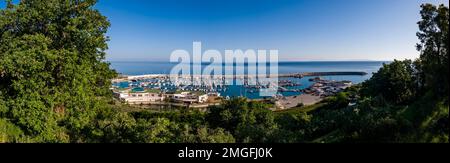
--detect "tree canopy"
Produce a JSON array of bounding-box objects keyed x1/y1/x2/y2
[
  {"x1": 416, "y1": 4, "x2": 449, "y2": 101},
  {"x1": 0, "y1": 0, "x2": 116, "y2": 142}
]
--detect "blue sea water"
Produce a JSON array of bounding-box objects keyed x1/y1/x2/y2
[
  {"x1": 110, "y1": 61, "x2": 385, "y2": 79},
  {"x1": 110, "y1": 61, "x2": 387, "y2": 99}
]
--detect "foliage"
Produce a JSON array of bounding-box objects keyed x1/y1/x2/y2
[
  {"x1": 0, "y1": 118, "x2": 25, "y2": 143},
  {"x1": 416, "y1": 4, "x2": 449, "y2": 102},
  {"x1": 0, "y1": 1, "x2": 447, "y2": 143},
  {"x1": 206, "y1": 98, "x2": 278, "y2": 143},
  {"x1": 361, "y1": 60, "x2": 417, "y2": 105}
]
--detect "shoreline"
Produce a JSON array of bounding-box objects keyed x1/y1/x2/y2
[{"x1": 115, "y1": 71, "x2": 368, "y2": 81}]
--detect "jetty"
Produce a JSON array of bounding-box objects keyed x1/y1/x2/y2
[{"x1": 285, "y1": 71, "x2": 368, "y2": 78}]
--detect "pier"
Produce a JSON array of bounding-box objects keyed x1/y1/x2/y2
[{"x1": 277, "y1": 71, "x2": 368, "y2": 78}]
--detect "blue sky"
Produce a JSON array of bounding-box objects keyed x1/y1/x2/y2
[{"x1": 2, "y1": 0, "x2": 449, "y2": 61}]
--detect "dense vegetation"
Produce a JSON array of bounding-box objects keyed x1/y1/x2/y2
[{"x1": 0, "y1": 1, "x2": 448, "y2": 143}]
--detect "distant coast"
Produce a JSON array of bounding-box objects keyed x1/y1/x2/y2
[{"x1": 115, "y1": 71, "x2": 368, "y2": 81}]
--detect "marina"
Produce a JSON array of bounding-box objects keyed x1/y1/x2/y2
[{"x1": 112, "y1": 71, "x2": 365, "y2": 108}]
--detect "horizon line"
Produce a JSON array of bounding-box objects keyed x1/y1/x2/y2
[{"x1": 106, "y1": 59, "x2": 392, "y2": 63}]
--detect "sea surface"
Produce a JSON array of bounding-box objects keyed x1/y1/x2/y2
[{"x1": 110, "y1": 61, "x2": 387, "y2": 99}]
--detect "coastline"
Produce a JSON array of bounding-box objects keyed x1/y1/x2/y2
[{"x1": 115, "y1": 71, "x2": 368, "y2": 81}]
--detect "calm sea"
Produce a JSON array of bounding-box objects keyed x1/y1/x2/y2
[
  {"x1": 110, "y1": 61, "x2": 385, "y2": 79},
  {"x1": 110, "y1": 61, "x2": 387, "y2": 99}
]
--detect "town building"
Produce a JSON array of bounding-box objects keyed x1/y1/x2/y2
[{"x1": 113, "y1": 88, "x2": 165, "y2": 104}]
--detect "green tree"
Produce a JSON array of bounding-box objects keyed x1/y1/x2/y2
[
  {"x1": 235, "y1": 106, "x2": 278, "y2": 143},
  {"x1": 0, "y1": 118, "x2": 25, "y2": 143},
  {"x1": 207, "y1": 98, "x2": 248, "y2": 132},
  {"x1": 0, "y1": 0, "x2": 116, "y2": 142},
  {"x1": 416, "y1": 4, "x2": 449, "y2": 102},
  {"x1": 195, "y1": 127, "x2": 235, "y2": 143},
  {"x1": 274, "y1": 112, "x2": 312, "y2": 143},
  {"x1": 174, "y1": 124, "x2": 236, "y2": 143},
  {"x1": 206, "y1": 98, "x2": 278, "y2": 143},
  {"x1": 361, "y1": 60, "x2": 417, "y2": 105}
]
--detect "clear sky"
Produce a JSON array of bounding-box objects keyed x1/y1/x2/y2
[{"x1": 2, "y1": 0, "x2": 449, "y2": 61}]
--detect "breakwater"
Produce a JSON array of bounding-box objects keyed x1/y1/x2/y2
[{"x1": 283, "y1": 71, "x2": 368, "y2": 78}]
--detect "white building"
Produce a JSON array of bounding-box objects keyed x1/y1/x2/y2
[
  {"x1": 114, "y1": 91, "x2": 165, "y2": 104},
  {"x1": 171, "y1": 92, "x2": 220, "y2": 104},
  {"x1": 172, "y1": 92, "x2": 206, "y2": 103}
]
